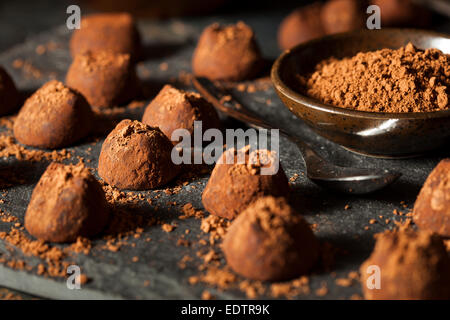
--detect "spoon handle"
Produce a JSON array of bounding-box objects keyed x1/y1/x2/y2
[{"x1": 191, "y1": 77, "x2": 327, "y2": 171}]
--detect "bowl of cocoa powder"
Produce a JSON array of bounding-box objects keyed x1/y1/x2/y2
[{"x1": 272, "y1": 29, "x2": 450, "y2": 158}]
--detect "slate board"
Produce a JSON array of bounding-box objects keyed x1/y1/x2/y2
[{"x1": 0, "y1": 15, "x2": 449, "y2": 300}]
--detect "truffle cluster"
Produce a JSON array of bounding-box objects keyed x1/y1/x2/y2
[
  {"x1": 278, "y1": 0, "x2": 365, "y2": 50},
  {"x1": 98, "y1": 120, "x2": 180, "y2": 190},
  {"x1": 142, "y1": 84, "x2": 221, "y2": 143},
  {"x1": 277, "y1": 0, "x2": 430, "y2": 50},
  {"x1": 202, "y1": 146, "x2": 290, "y2": 220},
  {"x1": 25, "y1": 162, "x2": 110, "y2": 243},
  {"x1": 222, "y1": 196, "x2": 319, "y2": 281},
  {"x1": 13, "y1": 80, "x2": 93, "y2": 149},
  {"x1": 372, "y1": 0, "x2": 430, "y2": 27},
  {"x1": 192, "y1": 22, "x2": 263, "y2": 81}
]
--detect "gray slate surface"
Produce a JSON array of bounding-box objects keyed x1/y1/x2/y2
[{"x1": 0, "y1": 15, "x2": 449, "y2": 300}]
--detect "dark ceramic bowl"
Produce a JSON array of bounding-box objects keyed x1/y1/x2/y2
[{"x1": 271, "y1": 29, "x2": 450, "y2": 158}]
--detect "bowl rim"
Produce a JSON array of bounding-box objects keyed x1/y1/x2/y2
[{"x1": 271, "y1": 28, "x2": 450, "y2": 120}]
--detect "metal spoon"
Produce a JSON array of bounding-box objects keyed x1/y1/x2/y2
[{"x1": 192, "y1": 77, "x2": 401, "y2": 194}]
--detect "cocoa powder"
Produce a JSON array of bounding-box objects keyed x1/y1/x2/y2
[{"x1": 301, "y1": 43, "x2": 450, "y2": 113}]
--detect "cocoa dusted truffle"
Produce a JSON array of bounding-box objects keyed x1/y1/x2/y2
[
  {"x1": 0, "y1": 66, "x2": 20, "y2": 116},
  {"x1": 25, "y1": 162, "x2": 110, "y2": 243},
  {"x1": 360, "y1": 229, "x2": 450, "y2": 300},
  {"x1": 321, "y1": 0, "x2": 365, "y2": 35},
  {"x1": 222, "y1": 196, "x2": 319, "y2": 281},
  {"x1": 278, "y1": 3, "x2": 325, "y2": 50},
  {"x1": 192, "y1": 22, "x2": 263, "y2": 81},
  {"x1": 371, "y1": 0, "x2": 430, "y2": 27},
  {"x1": 13, "y1": 80, "x2": 93, "y2": 149},
  {"x1": 98, "y1": 119, "x2": 180, "y2": 190},
  {"x1": 70, "y1": 12, "x2": 141, "y2": 61},
  {"x1": 413, "y1": 159, "x2": 450, "y2": 237},
  {"x1": 202, "y1": 146, "x2": 290, "y2": 220},
  {"x1": 142, "y1": 84, "x2": 221, "y2": 143},
  {"x1": 66, "y1": 51, "x2": 139, "y2": 108}
]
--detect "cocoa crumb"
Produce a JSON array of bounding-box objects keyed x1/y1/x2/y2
[
  {"x1": 315, "y1": 282, "x2": 328, "y2": 297},
  {"x1": 201, "y1": 290, "x2": 214, "y2": 300},
  {"x1": 162, "y1": 223, "x2": 175, "y2": 233}
]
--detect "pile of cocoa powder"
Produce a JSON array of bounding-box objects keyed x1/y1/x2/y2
[{"x1": 301, "y1": 43, "x2": 450, "y2": 113}]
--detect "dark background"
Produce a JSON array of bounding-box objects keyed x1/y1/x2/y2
[{"x1": 0, "y1": 0, "x2": 314, "y2": 51}]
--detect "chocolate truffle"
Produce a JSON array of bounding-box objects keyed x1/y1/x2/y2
[
  {"x1": 66, "y1": 51, "x2": 139, "y2": 108},
  {"x1": 321, "y1": 0, "x2": 365, "y2": 35},
  {"x1": 360, "y1": 229, "x2": 450, "y2": 300},
  {"x1": 413, "y1": 159, "x2": 450, "y2": 237},
  {"x1": 222, "y1": 196, "x2": 319, "y2": 281},
  {"x1": 98, "y1": 119, "x2": 180, "y2": 190},
  {"x1": 70, "y1": 12, "x2": 141, "y2": 61},
  {"x1": 202, "y1": 146, "x2": 290, "y2": 220},
  {"x1": 372, "y1": 0, "x2": 430, "y2": 27},
  {"x1": 13, "y1": 80, "x2": 93, "y2": 149},
  {"x1": 278, "y1": 3, "x2": 325, "y2": 50},
  {"x1": 0, "y1": 66, "x2": 20, "y2": 116},
  {"x1": 142, "y1": 84, "x2": 221, "y2": 143},
  {"x1": 25, "y1": 162, "x2": 110, "y2": 243},
  {"x1": 192, "y1": 22, "x2": 263, "y2": 81}
]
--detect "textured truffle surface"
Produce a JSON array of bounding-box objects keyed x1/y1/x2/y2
[
  {"x1": 66, "y1": 51, "x2": 139, "y2": 108},
  {"x1": 25, "y1": 162, "x2": 110, "y2": 243},
  {"x1": 360, "y1": 229, "x2": 450, "y2": 300},
  {"x1": 192, "y1": 22, "x2": 262, "y2": 81},
  {"x1": 202, "y1": 146, "x2": 290, "y2": 220},
  {"x1": 98, "y1": 119, "x2": 180, "y2": 190},
  {"x1": 321, "y1": 0, "x2": 365, "y2": 35},
  {"x1": 222, "y1": 196, "x2": 319, "y2": 281},
  {"x1": 278, "y1": 3, "x2": 325, "y2": 50},
  {"x1": 414, "y1": 159, "x2": 450, "y2": 237},
  {"x1": 13, "y1": 80, "x2": 93, "y2": 149},
  {"x1": 70, "y1": 12, "x2": 141, "y2": 60},
  {"x1": 0, "y1": 66, "x2": 20, "y2": 116},
  {"x1": 142, "y1": 84, "x2": 221, "y2": 143}
]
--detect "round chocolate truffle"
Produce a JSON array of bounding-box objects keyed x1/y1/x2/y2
[
  {"x1": 278, "y1": 3, "x2": 325, "y2": 50},
  {"x1": 360, "y1": 229, "x2": 450, "y2": 300},
  {"x1": 414, "y1": 159, "x2": 450, "y2": 237},
  {"x1": 13, "y1": 80, "x2": 93, "y2": 149},
  {"x1": 222, "y1": 196, "x2": 319, "y2": 281},
  {"x1": 142, "y1": 84, "x2": 221, "y2": 143},
  {"x1": 66, "y1": 51, "x2": 139, "y2": 108},
  {"x1": 70, "y1": 12, "x2": 141, "y2": 61},
  {"x1": 25, "y1": 162, "x2": 110, "y2": 243},
  {"x1": 202, "y1": 146, "x2": 290, "y2": 220},
  {"x1": 192, "y1": 22, "x2": 263, "y2": 81},
  {"x1": 98, "y1": 119, "x2": 180, "y2": 190},
  {"x1": 321, "y1": 0, "x2": 365, "y2": 35},
  {"x1": 372, "y1": 0, "x2": 430, "y2": 27},
  {"x1": 0, "y1": 66, "x2": 20, "y2": 116}
]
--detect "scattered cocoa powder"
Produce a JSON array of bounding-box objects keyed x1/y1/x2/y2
[
  {"x1": 301, "y1": 43, "x2": 450, "y2": 113},
  {"x1": 0, "y1": 288, "x2": 23, "y2": 300},
  {"x1": 161, "y1": 224, "x2": 175, "y2": 233},
  {"x1": 0, "y1": 134, "x2": 71, "y2": 162},
  {"x1": 201, "y1": 290, "x2": 214, "y2": 300},
  {"x1": 200, "y1": 215, "x2": 230, "y2": 245}
]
